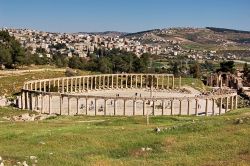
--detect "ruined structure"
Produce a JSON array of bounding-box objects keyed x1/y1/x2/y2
[{"x1": 19, "y1": 74, "x2": 238, "y2": 116}]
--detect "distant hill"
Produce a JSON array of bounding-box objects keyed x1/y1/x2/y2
[
  {"x1": 76, "y1": 31, "x2": 128, "y2": 37},
  {"x1": 122, "y1": 27, "x2": 250, "y2": 50},
  {"x1": 206, "y1": 27, "x2": 250, "y2": 34}
]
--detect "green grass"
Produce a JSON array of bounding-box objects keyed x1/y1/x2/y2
[
  {"x1": 0, "y1": 69, "x2": 92, "y2": 96},
  {"x1": 0, "y1": 107, "x2": 250, "y2": 166}
]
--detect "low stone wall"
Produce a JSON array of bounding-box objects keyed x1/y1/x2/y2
[{"x1": 18, "y1": 74, "x2": 238, "y2": 116}]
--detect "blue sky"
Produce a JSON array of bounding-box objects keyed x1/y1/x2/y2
[{"x1": 0, "y1": 0, "x2": 250, "y2": 33}]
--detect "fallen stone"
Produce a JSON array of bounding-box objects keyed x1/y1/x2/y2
[
  {"x1": 236, "y1": 118, "x2": 244, "y2": 124},
  {"x1": 146, "y1": 147, "x2": 152, "y2": 151},
  {"x1": 155, "y1": 127, "x2": 161, "y2": 133},
  {"x1": 29, "y1": 156, "x2": 37, "y2": 160},
  {"x1": 22, "y1": 161, "x2": 28, "y2": 166}
]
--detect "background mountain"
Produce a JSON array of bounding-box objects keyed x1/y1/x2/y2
[{"x1": 123, "y1": 27, "x2": 250, "y2": 51}]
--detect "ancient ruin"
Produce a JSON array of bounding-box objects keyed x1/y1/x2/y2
[{"x1": 19, "y1": 74, "x2": 238, "y2": 116}]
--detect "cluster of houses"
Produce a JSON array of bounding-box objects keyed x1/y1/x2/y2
[{"x1": 5, "y1": 28, "x2": 165, "y2": 58}]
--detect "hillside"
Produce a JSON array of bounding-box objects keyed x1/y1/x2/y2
[{"x1": 124, "y1": 27, "x2": 250, "y2": 50}]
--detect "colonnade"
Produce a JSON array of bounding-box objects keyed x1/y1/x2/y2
[
  {"x1": 23, "y1": 74, "x2": 177, "y2": 93},
  {"x1": 19, "y1": 73, "x2": 238, "y2": 116}
]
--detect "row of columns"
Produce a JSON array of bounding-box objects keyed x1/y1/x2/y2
[
  {"x1": 20, "y1": 91, "x2": 238, "y2": 116},
  {"x1": 24, "y1": 74, "x2": 180, "y2": 93}
]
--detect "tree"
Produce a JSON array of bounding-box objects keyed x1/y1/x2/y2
[
  {"x1": 189, "y1": 62, "x2": 201, "y2": 78},
  {"x1": 98, "y1": 57, "x2": 112, "y2": 73},
  {"x1": 243, "y1": 63, "x2": 249, "y2": 76},
  {"x1": 169, "y1": 61, "x2": 180, "y2": 76},
  {"x1": 218, "y1": 61, "x2": 235, "y2": 73},
  {"x1": 0, "y1": 46, "x2": 12, "y2": 67}
]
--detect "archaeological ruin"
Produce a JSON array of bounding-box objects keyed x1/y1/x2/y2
[{"x1": 19, "y1": 74, "x2": 238, "y2": 116}]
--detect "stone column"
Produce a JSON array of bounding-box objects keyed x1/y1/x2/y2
[
  {"x1": 123, "y1": 99, "x2": 126, "y2": 116},
  {"x1": 48, "y1": 80, "x2": 51, "y2": 92},
  {"x1": 114, "y1": 100, "x2": 116, "y2": 115},
  {"x1": 133, "y1": 100, "x2": 136, "y2": 115},
  {"x1": 57, "y1": 79, "x2": 60, "y2": 92},
  {"x1": 111, "y1": 75, "x2": 114, "y2": 89},
  {"x1": 24, "y1": 91, "x2": 28, "y2": 109},
  {"x1": 172, "y1": 76, "x2": 175, "y2": 89},
  {"x1": 98, "y1": 76, "x2": 101, "y2": 89},
  {"x1": 140, "y1": 75, "x2": 142, "y2": 88},
  {"x1": 59, "y1": 96, "x2": 62, "y2": 115},
  {"x1": 94, "y1": 76, "x2": 97, "y2": 90},
  {"x1": 225, "y1": 97, "x2": 229, "y2": 112},
  {"x1": 70, "y1": 78, "x2": 73, "y2": 92},
  {"x1": 171, "y1": 100, "x2": 173, "y2": 115},
  {"x1": 30, "y1": 83, "x2": 33, "y2": 91},
  {"x1": 116, "y1": 75, "x2": 119, "y2": 89},
  {"x1": 205, "y1": 98, "x2": 208, "y2": 116},
  {"x1": 104, "y1": 99, "x2": 107, "y2": 116},
  {"x1": 212, "y1": 98, "x2": 215, "y2": 115},
  {"x1": 66, "y1": 78, "x2": 69, "y2": 92},
  {"x1": 230, "y1": 96, "x2": 234, "y2": 110},
  {"x1": 95, "y1": 98, "x2": 97, "y2": 116},
  {"x1": 85, "y1": 98, "x2": 88, "y2": 115},
  {"x1": 152, "y1": 101, "x2": 155, "y2": 116},
  {"x1": 29, "y1": 93, "x2": 33, "y2": 111},
  {"x1": 91, "y1": 76, "x2": 93, "y2": 90},
  {"x1": 41, "y1": 94, "x2": 44, "y2": 114},
  {"x1": 103, "y1": 75, "x2": 105, "y2": 89},
  {"x1": 121, "y1": 75, "x2": 123, "y2": 89},
  {"x1": 76, "y1": 97, "x2": 79, "y2": 115},
  {"x1": 235, "y1": 95, "x2": 238, "y2": 109},
  {"x1": 126, "y1": 75, "x2": 128, "y2": 88},
  {"x1": 20, "y1": 91, "x2": 24, "y2": 109},
  {"x1": 82, "y1": 77, "x2": 85, "y2": 91},
  {"x1": 39, "y1": 81, "x2": 42, "y2": 92},
  {"x1": 143, "y1": 100, "x2": 146, "y2": 116},
  {"x1": 195, "y1": 99, "x2": 198, "y2": 116},
  {"x1": 62, "y1": 79, "x2": 65, "y2": 93},
  {"x1": 162, "y1": 100, "x2": 165, "y2": 115},
  {"x1": 107, "y1": 76, "x2": 110, "y2": 89},
  {"x1": 86, "y1": 77, "x2": 89, "y2": 91},
  {"x1": 219, "y1": 98, "x2": 222, "y2": 115},
  {"x1": 35, "y1": 82, "x2": 37, "y2": 91},
  {"x1": 44, "y1": 81, "x2": 47, "y2": 92},
  {"x1": 48, "y1": 95, "x2": 51, "y2": 114},
  {"x1": 75, "y1": 78, "x2": 78, "y2": 92},
  {"x1": 68, "y1": 97, "x2": 70, "y2": 115}
]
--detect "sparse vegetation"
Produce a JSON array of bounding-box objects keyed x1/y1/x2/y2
[{"x1": 0, "y1": 107, "x2": 249, "y2": 166}]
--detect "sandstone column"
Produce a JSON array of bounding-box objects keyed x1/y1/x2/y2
[
  {"x1": 123, "y1": 99, "x2": 126, "y2": 116},
  {"x1": 68, "y1": 97, "x2": 70, "y2": 115},
  {"x1": 143, "y1": 100, "x2": 146, "y2": 116},
  {"x1": 171, "y1": 100, "x2": 174, "y2": 115},
  {"x1": 205, "y1": 98, "x2": 208, "y2": 116},
  {"x1": 133, "y1": 100, "x2": 136, "y2": 115},
  {"x1": 104, "y1": 99, "x2": 107, "y2": 116},
  {"x1": 219, "y1": 98, "x2": 222, "y2": 115},
  {"x1": 195, "y1": 99, "x2": 198, "y2": 116}
]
